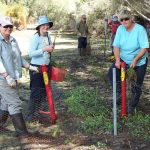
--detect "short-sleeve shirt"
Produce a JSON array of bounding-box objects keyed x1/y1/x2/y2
[{"x1": 113, "y1": 23, "x2": 149, "y2": 66}]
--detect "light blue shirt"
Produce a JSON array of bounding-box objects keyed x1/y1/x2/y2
[
  {"x1": 0, "y1": 33, "x2": 28, "y2": 80},
  {"x1": 113, "y1": 23, "x2": 149, "y2": 66},
  {"x1": 29, "y1": 32, "x2": 52, "y2": 65}
]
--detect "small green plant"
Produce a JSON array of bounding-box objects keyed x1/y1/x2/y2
[
  {"x1": 126, "y1": 67, "x2": 136, "y2": 81},
  {"x1": 97, "y1": 141, "x2": 107, "y2": 149}
]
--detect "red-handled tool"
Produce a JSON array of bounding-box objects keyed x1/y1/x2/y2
[
  {"x1": 121, "y1": 62, "x2": 127, "y2": 117},
  {"x1": 40, "y1": 64, "x2": 57, "y2": 124}
]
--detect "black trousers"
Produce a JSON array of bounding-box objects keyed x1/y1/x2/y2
[
  {"x1": 28, "y1": 64, "x2": 51, "y2": 115},
  {"x1": 78, "y1": 37, "x2": 87, "y2": 48},
  {"x1": 108, "y1": 58, "x2": 148, "y2": 108}
]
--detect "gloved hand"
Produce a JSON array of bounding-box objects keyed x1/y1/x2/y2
[
  {"x1": 29, "y1": 65, "x2": 39, "y2": 72},
  {"x1": 6, "y1": 75, "x2": 16, "y2": 88}
]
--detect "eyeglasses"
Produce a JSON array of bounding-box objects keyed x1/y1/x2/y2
[
  {"x1": 3, "y1": 25, "x2": 13, "y2": 29},
  {"x1": 83, "y1": 18, "x2": 86, "y2": 20},
  {"x1": 120, "y1": 17, "x2": 130, "y2": 22}
]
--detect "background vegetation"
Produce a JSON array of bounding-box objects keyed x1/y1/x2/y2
[{"x1": 0, "y1": 0, "x2": 149, "y2": 32}]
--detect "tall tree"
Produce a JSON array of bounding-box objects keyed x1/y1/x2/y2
[{"x1": 124, "y1": 0, "x2": 150, "y2": 20}]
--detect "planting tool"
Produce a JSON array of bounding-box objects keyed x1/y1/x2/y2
[
  {"x1": 40, "y1": 64, "x2": 57, "y2": 124},
  {"x1": 121, "y1": 62, "x2": 127, "y2": 117}
]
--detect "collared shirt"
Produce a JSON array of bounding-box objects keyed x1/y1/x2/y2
[
  {"x1": 113, "y1": 23, "x2": 149, "y2": 66},
  {"x1": 29, "y1": 32, "x2": 52, "y2": 65},
  {"x1": 76, "y1": 21, "x2": 89, "y2": 37},
  {"x1": 0, "y1": 33, "x2": 28, "y2": 80}
]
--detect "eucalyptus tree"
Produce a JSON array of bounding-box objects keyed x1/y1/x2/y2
[{"x1": 124, "y1": 0, "x2": 150, "y2": 20}]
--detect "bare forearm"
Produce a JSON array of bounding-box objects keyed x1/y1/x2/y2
[
  {"x1": 114, "y1": 47, "x2": 121, "y2": 69},
  {"x1": 130, "y1": 48, "x2": 147, "y2": 68},
  {"x1": 134, "y1": 48, "x2": 147, "y2": 62},
  {"x1": 114, "y1": 47, "x2": 120, "y2": 61}
]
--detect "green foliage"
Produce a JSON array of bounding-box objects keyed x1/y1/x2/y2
[
  {"x1": 64, "y1": 85, "x2": 150, "y2": 138},
  {"x1": 65, "y1": 86, "x2": 108, "y2": 116},
  {"x1": 97, "y1": 141, "x2": 107, "y2": 149},
  {"x1": 126, "y1": 67, "x2": 137, "y2": 81},
  {"x1": 122, "y1": 113, "x2": 150, "y2": 140},
  {"x1": 5, "y1": 4, "x2": 26, "y2": 27},
  {"x1": 0, "y1": 2, "x2": 7, "y2": 15},
  {"x1": 65, "y1": 86, "x2": 112, "y2": 134},
  {"x1": 80, "y1": 115, "x2": 113, "y2": 134}
]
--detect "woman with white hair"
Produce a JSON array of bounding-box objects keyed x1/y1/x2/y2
[
  {"x1": 108, "y1": 9, "x2": 149, "y2": 114},
  {"x1": 0, "y1": 16, "x2": 31, "y2": 136}
]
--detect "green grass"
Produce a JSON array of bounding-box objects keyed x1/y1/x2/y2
[
  {"x1": 122, "y1": 112, "x2": 150, "y2": 140},
  {"x1": 64, "y1": 86, "x2": 112, "y2": 134},
  {"x1": 64, "y1": 85, "x2": 150, "y2": 139}
]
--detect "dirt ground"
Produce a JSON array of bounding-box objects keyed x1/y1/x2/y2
[{"x1": 0, "y1": 30, "x2": 150, "y2": 150}]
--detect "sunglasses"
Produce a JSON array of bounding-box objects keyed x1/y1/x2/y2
[
  {"x1": 3, "y1": 25, "x2": 13, "y2": 29},
  {"x1": 120, "y1": 17, "x2": 130, "y2": 22},
  {"x1": 83, "y1": 18, "x2": 86, "y2": 20}
]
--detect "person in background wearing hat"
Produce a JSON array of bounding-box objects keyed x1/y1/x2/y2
[
  {"x1": 0, "y1": 16, "x2": 39, "y2": 137},
  {"x1": 108, "y1": 15, "x2": 121, "y2": 55},
  {"x1": 108, "y1": 9, "x2": 149, "y2": 114},
  {"x1": 76, "y1": 14, "x2": 89, "y2": 56},
  {"x1": 25, "y1": 15, "x2": 54, "y2": 121}
]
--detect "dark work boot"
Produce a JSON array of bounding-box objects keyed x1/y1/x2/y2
[
  {"x1": 11, "y1": 114, "x2": 44, "y2": 144},
  {"x1": 0, "y1": 110, "x2": 9, "y2": 128},
  {"x1": 11, "y1": 113, "x2": 28, "y2": 136}
]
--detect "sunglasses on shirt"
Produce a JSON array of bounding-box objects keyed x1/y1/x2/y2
[
  {"x1": 3, "y1": 25, "x2": 13, "y2": 28},
  {"x1": 120, "y1": 17, "x2": 130, "y2": 22}
]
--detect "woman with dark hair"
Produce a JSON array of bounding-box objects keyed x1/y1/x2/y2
[{"x1": 26, "y1": 16, "x2": 54, "y2": 121}]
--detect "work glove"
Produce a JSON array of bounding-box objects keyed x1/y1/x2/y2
[
  {"x1": 6, "y1": 75, "x2": 16, "y2": 88},
  {"x1": 29, "y1": 65, "x2": 39, "y2": 72}
]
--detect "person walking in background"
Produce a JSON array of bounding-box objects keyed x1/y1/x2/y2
[
  {"x1": 108, "y1": 9, "x2": 149, "y2": 114},
  {"x1": 0, "y1": 16, "x2": 37, "y2": 137},
  {"x1": 108, "y1": 15, "x2": 121, "y2": 55},
  {"x1": 25, "y1": 16, "x2": 54, "y2": 121},
  {"x1": 76, "y1": 14, "x2": 89, "y2": 56}
]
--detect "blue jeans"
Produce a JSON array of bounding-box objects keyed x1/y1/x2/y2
[{"x1": 108, "y1": 59, "x2": 148, "y2": 108}]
